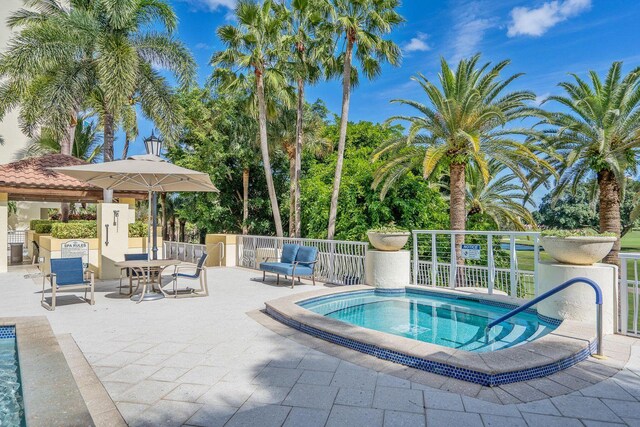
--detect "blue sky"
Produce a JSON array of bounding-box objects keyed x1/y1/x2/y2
[{"x1": 126, "y1": 0, "x2": 640, "y2": 157}]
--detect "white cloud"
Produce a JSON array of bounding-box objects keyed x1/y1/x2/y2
[
  {"x1": 194, "y1": 42, "x2": 211, "y2": 50},
  {"x1": 507, "y1": 0, "x2": 591, "y2": 37},
  {"x1": 178, "y1": 0, "x2": 236, "y2": 12},
  {"x1": 532, "y1": 93, "x2": 550, "y2": 106},
  {"x1": 404, "y1": 33, "x2": 431, "y2": 53},
  {"x1": 451, "y1": 1, "x2": 495, "y2": 61}
]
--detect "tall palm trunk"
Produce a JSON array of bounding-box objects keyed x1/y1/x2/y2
[
  {"x1": 294, "y1": 77, "x2": 304, "y2": 238},
  {"x1": 255, "y1": 69, "x2": 284, "y2": 237},
  {"x1": 327, "y1": 32, "x2": 355, "y2": 240},
  {"x1": 598, "y1": 169, "x2": 621, "y2": 265},
  {"x1": 169, "y1": 215, "x2": 176, "y2": 241},
  {"x1": 289, "y1": 154, "x2": 296, "y2": 237},
  {"x1": 102, "y1": 110, "x2": 115, "y2": 202},
  {"x1": 179, "y1": 218, "x2": 186, "y2": 242},
  {"x1": 60, "y1": 112, "x2": 78, "y2": 222},
  {"x1": 450, "y1": 162, "x2": 466, "y2": 267},
  {"x1": 242, "y1": 168, "x2": 249, "y2": 235}
]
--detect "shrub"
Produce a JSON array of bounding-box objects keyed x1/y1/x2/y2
[
  {"x1": 51, "y1": 221, "x2": 97, "y2": 239},
  {"x1": 31, "y1": 219, "x2": 56, "y2": 232},
  {"x1": 129, "y1": 222, "x2": 148, "y2": 238}
]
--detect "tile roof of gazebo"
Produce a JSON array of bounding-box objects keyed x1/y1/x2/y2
[{"x1": 0, "y1": 154, "x2": 144, "y2": 201}]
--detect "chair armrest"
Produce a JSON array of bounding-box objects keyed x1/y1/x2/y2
[
  {"x1": 173, "y1": 265, "x2": 198, "y2": 274},
  {"x1": 262, "y1": 257, "x2": 280, "y2": 262},
  {"x1": 85, "y1": 270, "x2": 95, "y2": 283}
]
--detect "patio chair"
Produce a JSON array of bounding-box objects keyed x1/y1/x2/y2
[
  {"x1": 260, "y1": 244, "x2": 319, "y2": 288},
  {"x1": 169, "y1": 252, "x2": 209, "y2": 297},
  {"x1": 119, "y1": 253, "x2": 150, "y2": 295},
  {"x1": 42, "y1": 257, "x2": 94, "y2": 311}
]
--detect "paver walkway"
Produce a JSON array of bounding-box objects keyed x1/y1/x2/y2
[{"x1": 1, "y1": 265, "x2": 639, "y2": 426}]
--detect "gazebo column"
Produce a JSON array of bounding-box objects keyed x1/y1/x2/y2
[{"x1": 0, "y1": 193, "x2": 7, "y2": 273}]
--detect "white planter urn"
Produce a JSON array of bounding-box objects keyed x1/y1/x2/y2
[
  {"x1": 541, "y1": 236, "x2": 616, "y2": 265},
  {"x1": 367, "y1": 231, "x2": 410, "y2": 251}
]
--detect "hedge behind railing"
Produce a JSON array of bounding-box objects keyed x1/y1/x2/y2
[
  {"x1": 50, "y1": 221, "x2": 97, "y2": 239},
  {"x1": 31, "y1": 219, "x2": 56, "y2": 233},
  {"x1": 129, "y1": 221, "x2": 148, "y2": 238}
]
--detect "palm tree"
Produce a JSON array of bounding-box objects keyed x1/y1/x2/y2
[
  {"x1": 17, "y1": 115, "x2": 103, "y2": 162},
  {"x1": 542, "y1": 62, "x2": 640, "y2": 264},
  {"x1": 375, "y1": 55, "x2": 550, "y2": 259},
  {"x1": 212, "y1": 0, "x2": 292, "y2": 237},
  {"x1": 0, "y1": 0, "x2": 194, "y2": 164},
  {"x1": 284, "y1": 0, "x2": 331, "y2": 237},
  {"x1": 269, "y1": 101, "x2": 330, "y2": 236},
  {"x1": 464, "y1": 163, "x2": 536, "y2": 231},
  {"x1": 325, "y1": 0, "x2": 403, "y2": 240}
]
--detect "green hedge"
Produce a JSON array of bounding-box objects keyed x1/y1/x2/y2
[
  {"x1": 50, "y1": 221, "x2": 97, "y2": 239},
  {"x1": 31, "y1": 219, "x2": 56, "y2": 233},
  {"x1": 129, "y1": 221, "x2": 148, "y2": 238}
]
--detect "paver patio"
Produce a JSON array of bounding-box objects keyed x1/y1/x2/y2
[{"x1": 2, "y1": 264, "x2": 640, "y2": 426}]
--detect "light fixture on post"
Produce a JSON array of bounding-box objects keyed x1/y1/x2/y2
[
  {"x1": 143, "y1": 131, "x2": 163, "y2": 157},
  {"x1": 144, "y1": 131, "x2": 163, "y2": 259}
]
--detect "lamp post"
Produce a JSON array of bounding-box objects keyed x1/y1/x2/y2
[{"x1": 144, "y1": 132, "x2": 163, "y2": 259}]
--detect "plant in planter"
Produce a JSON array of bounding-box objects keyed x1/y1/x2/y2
[
  {"x1": 541, "y1": 229, "x2": 617, "y2": 265},
  {"x1": 367, "y1": 224, "x2": 410, "y2": 251}
]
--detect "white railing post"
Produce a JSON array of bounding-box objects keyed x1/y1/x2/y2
[
  {"x1": 621, "y1": 255, "x2": 628, "y2": 335},
  {"x1": 509, "y1": 235, "x2": 517, "y2": 297},
  {"x1": 487, "y1": 234, "x2": 494, "y2": 295},
  {"x1": 412, "y1": 231, "x2": 418, "y2": 285},
  {"x1": 533, "y1": 234, "x2": 540, "y2": 297},
  {"x1": 449, "y1": 233, "x2": 456, "y2": 289},
  {"x1": 431, "y1": 233, "x2": 437, "y2": 287}
]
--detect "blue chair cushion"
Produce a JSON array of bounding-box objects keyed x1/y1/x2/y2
[
  {"x1": 51, "y1": 257, "x2": 84, "y2": 286},
  {"x1": 259, "y1": 262, "x2": 313, "y2": 277},
  {"x1": 295, "y1": 246, "x2": 318, "y2": 267},
  {"x1": 280, "y1": 244, "x2": 299, "y2": 264}
]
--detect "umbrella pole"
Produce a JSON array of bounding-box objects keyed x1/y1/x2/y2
[
  {"x1": 152, "y1": 191, "x2": 158, "y2": 260},
  {"x1": 147, "y1": 191, "x2": 152, "y2": 259}
]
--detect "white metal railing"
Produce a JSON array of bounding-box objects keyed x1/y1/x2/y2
[
  {"x1": 236, "y1": 235, "x2": 368, "y2": 285},
  {"x1": 412, "y1": 230, "x2": 540, "y2": 299},
  {"x1": 620, "y1": 253, "x2": 640, "y2": 336},
  {"x1": 163, "y1": 241, "x2": 207, "y2": 264}
]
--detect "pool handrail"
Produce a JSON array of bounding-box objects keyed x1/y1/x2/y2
[{"x1": 485, "y1": 277, "x2": 604, "y2": 356}]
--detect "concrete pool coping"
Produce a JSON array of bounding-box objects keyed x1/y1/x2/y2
[
  {"x1": 0, "y1": 316, "x2": 93, "y2": 427},
  {"x1": 264, "y1": 285, "x2": 601, "y2": 386}
]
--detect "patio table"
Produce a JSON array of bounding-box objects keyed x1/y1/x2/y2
[{"x1": 114, "y1": 259, "x2": 181, "y2": 303}]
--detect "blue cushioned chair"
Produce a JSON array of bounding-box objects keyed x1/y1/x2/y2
[
  {"x1": 169, "y1": 252, "x2": 209, "y2": 297},
  {"x1": 119, "y1": 253, "x2": 149, "y2": 295},
  {"x1": 42, "y1": 257, "x2": 94, "y2": 311},
  {"x1": 259, "y1": 244, "x2": 318, "y2": 288}
]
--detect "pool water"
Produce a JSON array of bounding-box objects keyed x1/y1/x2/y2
[
  {"x1": 0, "y1": 327, "x2": 24, "y2": 427},
  {"x1": 299, "y1": 290, "x2": 558, "y2": 352}
]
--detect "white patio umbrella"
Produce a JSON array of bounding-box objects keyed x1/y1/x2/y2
[{"x1": 54, "y1": 154, "x2": 218, "y2": 258}]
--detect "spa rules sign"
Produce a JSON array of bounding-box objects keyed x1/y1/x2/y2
[{"x1": 61, "y1": 240, "x2": 89, "y2": 267}]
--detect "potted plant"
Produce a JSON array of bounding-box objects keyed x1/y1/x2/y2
[
  {"x1": 367, "y1": 224, "x2": 410, "y2": 251},
  {"x1": 541, "y1": 229, "x2": 617, "y2": 265}
]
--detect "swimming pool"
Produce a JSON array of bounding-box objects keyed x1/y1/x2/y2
[
  {"x1": 0, "y1": 326, "x2": 25, "y2": 427},
  {"x1": 299, "y1": 289, "x2": 559, "y2": 352}
]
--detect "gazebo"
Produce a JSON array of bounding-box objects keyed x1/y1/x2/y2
[{"x1": 0, "y1": 154, "x2": 144, "y2": 272}]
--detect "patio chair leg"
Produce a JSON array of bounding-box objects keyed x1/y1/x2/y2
[
  {"x1": 277, "y1": 274, "x2": 280, "y2": 285},
  {"x1": 312, "y1": 275, "x2": 316, "y2": 286},
  {"x1": 51, "y1": 285, "x2": 56, "y2": 311},
  {"x1": 291, "y1": 276, "x2": 295, "y2": 289},
  {"x1": 90, "y1": 281, "x2": 95, "y2": 305},
  {"x1": 202, "y1": 269, "x2": 209, "y2": 296},
  {"x1": 262, "y1": 271, "x2": 266, "y2": 282}
]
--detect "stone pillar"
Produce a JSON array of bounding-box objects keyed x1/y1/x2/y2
[
  {"x1": 538, "y1": 261, "x2": 618, "y2": 335},
  {"x1": 97, "y1": 203, "x2": 129, "y2": 279},
  {"x1": 365, "y1": 250, "x2": 410, "y2": 289},
  {"x1": 119, "y1": 198, "x2": 136, "y2": 223},
  {"x1": 0, "y1": 193, "x2": 7, "y2": 273}
]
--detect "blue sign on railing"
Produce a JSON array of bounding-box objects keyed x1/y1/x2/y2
[{"x1": 461, "y1": 244, "x2": 481, "y2": 260}]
